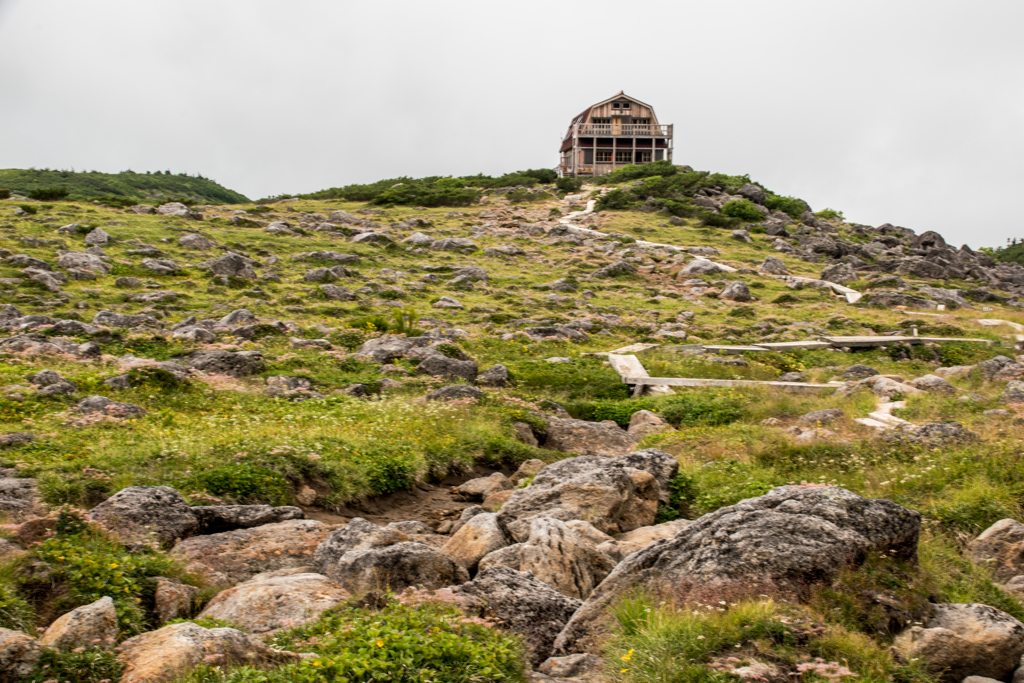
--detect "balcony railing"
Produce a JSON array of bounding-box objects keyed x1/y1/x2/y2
[{"x1": 576, "y1": 123, "x2": 672, "y2": 137}]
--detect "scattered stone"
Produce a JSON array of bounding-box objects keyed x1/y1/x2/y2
[
  {"x1": 797, "y1": 409, "x2": 845, "y2": 426},
  {"x1": 424, "y1": 385, "x2": 482, "y2": 401},
  {"x1": 894, "y1": 603, "x2": 1024, "y2": 683},
  {"x1": 967, "y1": 519, "x2": 1024, "y2": 582},
  {"x1": 457, "y1": 473, "x2": 513, "y2": 501},
  {"x1": 322, "y1": 541, "x2": 468, "y2": 594},
  {"x1": 87, "y1": 486, "x2": 198, "y2": 547},
  {"x1": 720, "y1": 281, "x2": 753, "y2": 302},
  {"x1": 186, "y1": 350, "x2": 264, "y2": 377},
  {"x1": 416, "y1": 355, "x2": 478, "y2": 382},
  {"x1": 758, "y1": 256, "x2": 789, "y2": 275},
  {"x1": 0, "y1": 628, "x2": 42, "y2": 681},
  {"x1": 477, "y1": 364, "x2": 510, "y2": 387},
  {"x1": 198, "y1": 570, "x2": 349, "y2": 633},
  {"x1": 451, "y1": 566, "x2": 581, "y2": 665},
  {"x1": 117, "y1": 622, "x2": 299, "y2": 683},
  {"x1": 555, "y1": 485, "x2": 920, "y2": 652},
  {"x1": 1001, "y1": 381, "x2": 1024, "y2": 404},
  {"x1": 910, "y1": 374, "x2": 957, "y2": 394},
  {"x1": 842, "y1": 364, "x2": 879, "y2": 379},
  {"x1": 543, "y1": 417, "x2": 638, "y2": 457},
  {"x1": 441, "y1": 512, "x2": 512, "y2": 571},
  {"x1": 627, "y1": 410, "x2": 672, "y2": 438},
  {"x1": 76, "y1": 395, "x2": 147, "y2": 418},
  {"x1": 153, "y1": 577, "x2": 201, "y2": 625},
  {"x1": 39, "y1": 596, "x2": 117, "y2": 651}
]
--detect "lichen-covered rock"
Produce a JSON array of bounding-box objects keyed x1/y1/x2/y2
[
  {"x1": 313, "y1": 518, "x2": 410, "y2": 574},
  {"x1": 39, "y1": 596, "x2": 117, "y2": 651},
  {"x1": 76, "y1": 395, "x2": 147, "y2": 418},
  {"x1": 720, "y1": 281, "x2": 753, "y2": 302},
  {"x1": 441, "y1": 512, "x2": 511, "y2": 570},
  {"x1": 910, "y1": 374, "x2": 957, "y2": 394},
  {"x1": 190, "y1": 505, "x2": 304, "y2": 535},
  {"x1": 477, "y1": 364, "x2": 510, "y2": 387},
  {"x1": 967, "y1": 519, "x2": 1024, "y2": 582},
  {"x1": 1001, "y1": 380, "x2": 1024, "y2": 404},
  {"x1": 597, "y1": 519, "x2": 692, "y2": 562},
  {"x1": 171, "y1": 519, "x2": 331, "y2": 586},
  {"x1": 797, "y1": 409, "x2": 845, "y2": 426},
  {"x1": 87, "y1": 486, "x2": 198, "y2": 547},
  {"x1": 627, "y1": 410, "x2": 671, "y2": 438},
  {"x1": 497, "y1": 450, "x2": 678, "y2": 541},
  {"x1": 894, "y1": 603, "x2": 1024, "y2": 683},
  {"x1": 478, "y1": 517, "x2": 616, "y2": 599},
  {"x1": 555, "y1": 486, "x2": 920, "y2": 653},
  {"x1": 198, "y1": 570, "x2": 349, "y2": 633},
  {"x1": 424, "y1": 385, "x2": 482, "y2": 401},
  {"x1": 456, "y1": 472, "x2": 513, "y2": 501},
  {"x1": 543, "y1": 418, "x2": 638, "y2": 457},
  {"x1": 451, "y1": 566, "x2": 581, "y2": 665},
  {"x1": 117, "y1": 622, "x2": 299, "y2": 683},
  {"x1": 154, "y1": 577, "x2": 201, "y2": 624},
  {"x1": 323, "y1": 541, "x2": 469, "y2": 593},
  {"x1": 0, "y1": 628, "x2": 41, "y2": 682},
  {"x1": 186, "y1": 350, "x2": 264, "y2": 377},
  {"x1": 415, "y1": 356, "x2": 478, "y2": 382}
]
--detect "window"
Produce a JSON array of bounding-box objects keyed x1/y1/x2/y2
[
  {"x1": 634, "y1": 118, "x2": 650, "y2": 125},
  {"x1": 596, "y1": 150, "x2": 612, "y2": 162},
  {"x1": 615, "y1": 150, "x2": 632, "y2": 163},
  {"x1": 637, "y1": 151, "x2": 652, "y2": 163},
  {"x1": 611, "y1": 101, "x2": 631, "y2": 109},
  {"x1": 583, "y1": 149, "x2": 594, "y2": 164},
  {"x1": 592, "y1": 117, "x2": 610, "y2": 124}
]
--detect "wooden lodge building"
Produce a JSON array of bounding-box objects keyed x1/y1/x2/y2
[{"x1": 559, "y1": 92, "x2": 673, "y2": 177}]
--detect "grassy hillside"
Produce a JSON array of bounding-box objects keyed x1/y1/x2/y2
[
  {"x1": 0, "y1": 168, "x2": 249, "y2": 205},
  {"x1": 3, "y1": 165, "x2": 1024, "y2": 682}
]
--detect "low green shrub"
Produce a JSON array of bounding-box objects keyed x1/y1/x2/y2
[
  {"x1": 556, "y1": 177, "x2": 584, "y2": 193},
  {"x1": 0, "y1": 189, "x2": 10, "y2": 200},
  {"x1": 697, "y1": 211, "x2": 740, "y2": 229},
  {"x1": 17, "y1": 204, "x2": 38, "y2": 215},
  {"x1": 184, "y1": 600, "x2": 527, "y2": 683},
  {"x1": 771, "y1": 293, "x2": 800, "y2": 304},
  {"x1": 192, "y1": 463, "x2": 291, "y2": 505},
  {"x1": 720, "y1": 199, "x2": 765, "y2": 222},
  {"x1": 25, "y1": 646, "x2": 124, "y2": 683},
  {"x1": 815, "y1": 207, "x2": 844, "y2": 221},
  {"x1": 23, "y1": 514, "x2": 191, "y2": 633},
  {"x1": 764, "y1": 193, "x2": 810, "y2": 218},
  {"x1": 27, "y1": 186, "x2": 70, "y2": 201}
]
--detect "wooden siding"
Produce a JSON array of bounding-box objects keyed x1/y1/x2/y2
[{"x1": 587, "y1": 100, "x2": 657, "y2": 123}]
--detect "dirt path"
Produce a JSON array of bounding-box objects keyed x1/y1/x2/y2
[{"x1": 302, "y1": 466, "x2": 511, "y2": 528}]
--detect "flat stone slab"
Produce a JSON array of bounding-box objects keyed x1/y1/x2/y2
[
  {"x1": 622, "y1": 376, "x2": 839, "y2": 394},
  {"x1": 703, "y1": 345, "x2": 770, "y2": 354}
]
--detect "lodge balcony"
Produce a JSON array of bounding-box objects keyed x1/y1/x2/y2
[{"x1": 574, "y1": 123, "x2": 672, "y2": 137}]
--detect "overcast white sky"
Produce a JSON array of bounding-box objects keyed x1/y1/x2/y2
[{"x1": 1, "y1": 0, "x2": 1021, "y2": 248}]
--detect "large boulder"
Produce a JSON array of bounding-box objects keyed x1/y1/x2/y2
[
  {"x1": 313, "y1": 517, "x2": 410, "y2": 572},
  {"x1": 0, "y1": 628, "x2": 42, "y2": 682},
  {"x1": 967, "y1": 519, "x2": 1024, "y2": 582},
  {"x1": 894, "y1": 603, "x2": 1024, "y2": 683},
  {"x1": 170, "y1": 519, "x2": 332, "y2": 586},
  {"x1": 978, "y1": 356, "x2": 1024, "y2": 382},
  {"x1": 450, "y1": 566, "x2": 581, "y2": 665},
  {"x1": 117, "y1": 622, "x2": 299, "y2": 683},
  {"x1": 543, "y1": 418, "x2": 638, "y2": 457},
  {"x1": 909, "y1": 374, "x2": 957, "y2": 394},
  {"x1": 88, "y1": 486, "x2": 199, "y2": 547},
  {"x1": 1001, "y1": 381, "x2": 1024, "y2": 404},
  {"x1": 185, "y1": 350, "x2": 264, "y2": 377},
  {"x1": 415, "y1": 355, "x2": 478, "y2": 382},
  {"x1": 758, "y1": 256, "x2": 789, "y2": 275},
  {"x1": 820, "y1": 262, "x2": 858, "y2": 284},
  {"x1": 554, "y1": 485, "x2": 920, "y2": 652},
  {"x1": 354, "y1": 336, "x2": 414, "y2": 363},
  {"x1": 76, "y1": 395, "x2": 147, "y2": 418},
  {"x1": 441, "y1": 512, "x2": 512, "y2": 571},
  {"x1": 592, "y1": 259, "x2": 636, "y2": 278},
  {"x1": 478, "y1": 517, "x2": 616, "y2": 599},
  {"x1": 597, "y1": 519, "x2": 693, "y2": 562},
  {"x1": 198, "y1": 570, "x2": 349, "y2": 634},
  {"x1": 497, "y1": 449, "x2": 678, "y2": 541},
  {"x1": 39, "y1": 596, "x2": 118, "y2": 651},
  {"x1": 190, "y1": 505, "x2": 304, "y2": 535},
  {"x1": 720, "y1": 281, "x2": 754, "y2": 302},
  {"x1": 205, "y1": 253, "x2": 257, "y2": 279},
  {"x1": 320, "y1": 541, "x2": 468, "y2": 594}
]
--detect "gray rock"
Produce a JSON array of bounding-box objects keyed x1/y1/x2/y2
[
  {"x1": 433, "y1": 295, "x2": 464, "y2": 309},
  {"x1": 320, "y1": 284, "x2": 356, "y2": 300},
  {"x1": 0, "y1": 628, "x2": 42, "y2": 681},
  {"x1": 424, "y1": 385, "x2": 482, "y2": 401},
  {"x1": 1001, "y1": 381, "x2": 1024, "y2": 404},
  {"x1": 758, "y1": 256, "x2": 789, "y2": 275},
  {"x1": 497, "y1": 450, "x2": 678, "y2": 540},
  {"x1": 415, "y1": 355, "x2": 478, "y2": 382},
  {"x1": 555, "y1": 485, "x2": 920, "y2": 653},
  {"x1": 191, "y1": 505, "x2": 304, "y2": 535},
  {"x1": 798, "y1": 409, "x2": 845, "y2": 426},
  {"x1": 323, "y1": 541, "x2": 468, "y2": 593},
  {"x1": 141, "y1": 258, "x2": 182, "y2": 275},
  {"x1": 87, "y1": 486, "x2": 199, "y2": 547},
  {"x1": 910, "y1": 374, "x2": 957, "y2": 394},
  {"x1": 93, "y1": 310, "x2": 160, "y2": 329},
  {"x1": 83, "y1": 227, "x2": 111, "y2": 246},
  {"x1": 842, "y1": 364, "x2": 879, "y2": 379},
  {"x1": 737, "y1": 183, "x2": 766, "y2": 204},
  {"x1": 451, "y1": 566, "x2": 581, "y2": 664},
  {"x1": 820, "y1": 262, "x2": 858, "y2": 284},
  {"x1": 76, "y1": 395, "x2": 147, "y2": 418},
  {"x1": 521, "y1": 326, "x2": 588, "y2": 342},
  {"x1": 967, "y1": 519, "x2": 1024, "y2": 582},
  {"x1": 538, "y1": 654, "x2": 604, "y2": 679},
  {"x1": 680, "y1": 259, "x2": 727, "y2": 275},
  {"x1": 218, "y1": 309, "x2": 255, "y2": 326},
  {"x1": 592, "y1": 259, "x2": 637, "y2": 278},
  {"x1": 894, "y1": 603, "x2": 1024, "y2": 683},
  {"x1": 40, "y1": 596, "x2": 117, "y2": 651},
  {"x1": 172, "y1": 326, "x2": 215, "y2": 343},
  {"x1": 57, "y1": 251, "x2": 110, "y2": 274},
  {"x1": 720, "y1": 281, "x2": 753, "y2": 302},
  {"x1": 178, "y1": 233, "x2": 215, "y2": 249},
  {"x1": 186, "y1": 350, "x2": 264, "y2": 377},
  {"x1": 206, "y1": 253, "x2": 257, "y2": 279},
  {"x1": 777, "y1": 372, "x2": 805, "y2": 382},
  {"x1": 441, "y1": 512, "x2": 512, "y2": 571},
  {"x1": 477, "y1": 364, "x2": 510, "y2": 387},
  {"x1": 430, "y1": 238, "x2": 477, "y2": 251},
  {"x1": 543, "y1": 418, "x2": 638, "y2": 457}
]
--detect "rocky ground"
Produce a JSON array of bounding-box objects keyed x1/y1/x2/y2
[{"x1": 1, "y1": 177, "x2": 1024, "y2": 682}]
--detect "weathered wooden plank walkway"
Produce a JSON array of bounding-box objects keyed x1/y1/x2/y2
[{"x1": 622, "y1": 376, "x2": 841, "y2": 394}]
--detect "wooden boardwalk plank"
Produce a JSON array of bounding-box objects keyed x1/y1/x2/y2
[{"x1": 622, "y1": 376, "x2": 840, "y2": 393}]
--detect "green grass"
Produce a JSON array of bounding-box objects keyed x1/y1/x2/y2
[{"x1": 0, "y1": 168, "x2": 249, "y2": 204}]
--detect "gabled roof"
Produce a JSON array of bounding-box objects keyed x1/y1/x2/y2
[{"x1": 562, "y1": 92, "x2": 657, "y2": 141}]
